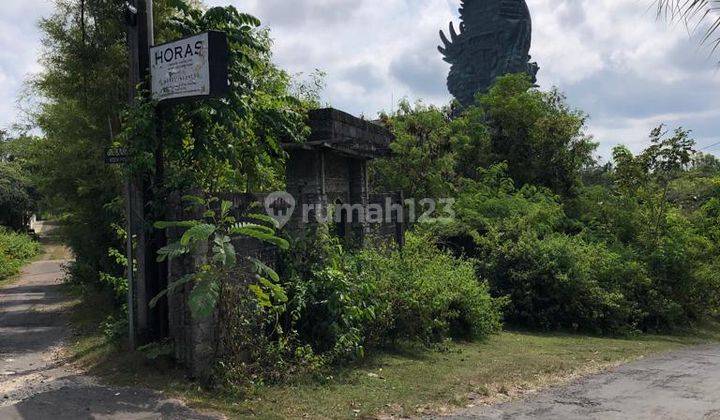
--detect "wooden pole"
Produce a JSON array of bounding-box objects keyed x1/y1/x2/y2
[
  {"x1": 125, "y1": 0, "x2": 153, "y2": 347},
  {"x1": 125, "y1": 177, "x2": 136, "y2": 350},
  {"x1": 125, "y1": 0, "x2": 140, "y2": 350}
]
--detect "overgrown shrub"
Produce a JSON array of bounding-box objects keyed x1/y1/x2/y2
[
  {"x1": 279, "y1": 227, "x2": 382, "y2": 363},
  {"x1": 357, "y1": 233, "x2": 504, "y2": 344},
  {"x1": 435, "y1": 161, "x2": 720, "y2": 334},
  {"x1": 0, "y1": 228, "x2": 40, "y2": 280},
  {"x1": 477, "y1": 231, "x2": 642, "y2": 334},
  {"x1": 640, "y1": 210, "x2": 720, "y2": 328},
  {"x1": 279, "y1": 229, "x2": 503, "y2": 366}
]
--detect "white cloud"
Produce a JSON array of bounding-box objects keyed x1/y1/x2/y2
[
  {"x1": 2, "y1": 0, "x2": 720, "y2": 156},
  {"x1": 0, "y1": 0, "x2": 53, "y2": 131}
]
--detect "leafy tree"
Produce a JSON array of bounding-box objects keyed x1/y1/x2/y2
[
  {"x1": 373, "y1": 75, "x2": 597, "y2": 199},
  {"x1": 477, "y1": 74, "x2": 597, "y2": 197},
  {"x1": 31, "y1": 0, "x2": 128, "y2": 285},
  {"x1": 0, "y1": 134, "x2": 39, "y2": 230},
  {"x1": 612, "y1": 126, "x2": 696, "y2": 243},
  {"x1": 0, "y1": 164, "x2": 36, "y2": 230},
  {"x1": 689, "y1": 152, "x2": 720, "y2": 176},
  {"x1": 372, "y1": 101, "x2": 458, "y2": 198},
  {"x1": 122, "y1": 5, "x2": 311, "y2": 195},
  {"x1": 30, "y1": 0, "x2": 313, "y2": 297}
]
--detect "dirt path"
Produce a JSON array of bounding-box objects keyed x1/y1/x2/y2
[
  {"x1": 0, "y1": 230, "x2": 221, "y2": 419},
  {"x1": 442, "y1": 344, "x2": 720, "y2": 419}
]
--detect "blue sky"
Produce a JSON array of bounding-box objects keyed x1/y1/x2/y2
[{"x1": 2, "y1": 0, "x2": 720, "y2": 159}]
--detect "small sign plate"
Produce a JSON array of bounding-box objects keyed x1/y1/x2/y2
[{"x1": 105, "y1": 147, "x2": 129, "y2": 165}]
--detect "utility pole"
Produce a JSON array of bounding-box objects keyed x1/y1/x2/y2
[
  {"x1": 125, "y1": 0, "x2": 155, "y2": 348},
  {"x1": 145, "y1": 0, "x2": 170, "y2": 340},
  {"x1": 125, "y1": 0, "x2": 139, "y2": 351}
]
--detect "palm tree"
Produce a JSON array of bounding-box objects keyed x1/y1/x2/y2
[{"x1": 657, "y1": 1, "x2": 720, "y2": 50}]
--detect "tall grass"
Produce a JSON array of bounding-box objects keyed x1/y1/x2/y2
[{"x1": 0, "y1": 228, "x2": 40, "y2": 280}]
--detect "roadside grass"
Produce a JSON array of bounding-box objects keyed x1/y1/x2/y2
[
  {"x1": 0, "y1": 231, "x2": 42, "y2": 288},
  {"x1": 0, "y1": 272, "x2": 20, "y2": 288},
  {"x1": 65, "y1": 295, "x2": 720, "y2": 419},
  {"x1": 0, "y1": 225, "x2": 71, "y2": 288}
]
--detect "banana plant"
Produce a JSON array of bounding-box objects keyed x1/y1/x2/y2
[{"x1": 150, "y1": 195, "x2": 289, "y2": 318}]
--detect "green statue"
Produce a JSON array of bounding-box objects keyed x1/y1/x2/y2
[{"x1": 439, "y1": 0, "x2": 539, "y2": 107}]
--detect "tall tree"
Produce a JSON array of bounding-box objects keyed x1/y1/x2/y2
[
  {"x1": 30, "y1": 0, "x2": 314, "y2": 295},
  {"x1": 31, "y1": 0, "x2": 128, "y2": 283},
  {"x1": 374, "y1": 75, "x2": 597, "y2": 199}
]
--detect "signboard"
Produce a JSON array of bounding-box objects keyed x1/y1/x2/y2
[
  {"x1": 150, "y1": 31, "x2": 229, "y2": 103},
  {"x1": 105, "y1": 147, "x2": 129, "y2": 165}
]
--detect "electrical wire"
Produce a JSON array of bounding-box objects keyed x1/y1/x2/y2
[{"x1": 699, "y1": 140, "x2": 720, "y2": 151}]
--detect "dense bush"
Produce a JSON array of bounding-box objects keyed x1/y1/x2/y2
[
  {"x1": 212, "y1": 228, "x2": 502, "y2": 388},
  {"x1": 641, "y1": 210, "x2": 719, "y2": 327},
  {"x1": 0, "y1": 228, "x2": 40, "y2": 280},
  {"x1": 281, "y1": 229, "x2": 380, "y2": 362},
  {"x1": 374, "y1": 83, "x2": 720, "y2": 334},
  {"x1": 276, "y1": 229, "x2": 503, "y2": 365},
  {"x1": 428, "y1": 157, "x2": 720, "y2": 334},
  {"x1": 357, "y1": 233, "x2": 504, "y2": 344},
  {"x1": 374, "y1": 74, "x2": 597, "y2": 199},
  {"x1": 477, "y1": 231, "x2": 642, "y2": 334}
]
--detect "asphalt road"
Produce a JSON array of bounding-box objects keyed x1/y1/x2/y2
[
  {"x1": 442, "y1": 344, "x2": 720, "y2": 420},
  {"x1": 0, "y1": 232, "x2": 220, "y2": 419}
]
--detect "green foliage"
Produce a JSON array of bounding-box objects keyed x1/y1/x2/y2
[
  {"x1": 479, "y1": 231, "x2": 643, "y2": 334},
  {"x1": 373, "y1": 74, "x2": 597, "y2": 199},
  {"x1": 478, "y1": 74, "x2": 597, "y2": 197},
  {"x1": 435, "y1": 155, "x2": 720, "y2": 334},
  {"x1": 280, "y1": 227, "x2": 379, "y2": 362},
  {"x1": 0, "y1": 163, "x2": 36, "y2": 230},
  {"x1": 372, "y1": 102, "x2": 458, "y2": 198},
  {"x1": 642, "y1": 210, "x2": 719, "y2": 326},
  {"x1": 376, "y1": 78, "x2": 719, "y2": 335},
  {"x1": 152, "y1": 196, "x2": 288, "y2": 319},
  {"x1": 357, "y1": 233, "x2": 504, "y2": 343},
  {"x1": 121, "y1": 4, "x2": 312, "y2": 194},
  {"x1": 0, "y1": 134, "x2": 40, "y2": 230},
  {"x1": 279, "y1": 228, "x2": 503, "y2": 364},
  {"x1": 29, "y1": 0, "x2": 315, "y2": 305},
  {"x1": 443, "y1": 164, "x2": 566, "y2": 240},
  {"x1": 0, "y1": 228, "x2": 40, "y2": 280},
  {"x1": 433, "y1": 166, "x2": 640, "y2": 334},
  {"x1": 612, "y1": 127, "x2": 696, "y2": 243},
  {"x1": 30, "y1": 0, "x2": 128, "y2": 293}
]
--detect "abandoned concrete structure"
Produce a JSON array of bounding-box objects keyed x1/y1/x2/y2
[
  {"x1": 164, "y1": 108, "x2": 399, "y2": 375},
  {"x1": 282, "y1": 108, "x2": 394, "y2": 244}
]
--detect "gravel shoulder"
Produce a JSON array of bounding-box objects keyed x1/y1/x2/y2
[
  {"x1": 0, "y1": 234, "x2": 221, "y2": 419},
  {"x1": 442, "y1": 343, "x2": 720, "y2": 420}
]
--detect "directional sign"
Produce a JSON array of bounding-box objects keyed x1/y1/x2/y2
[
  {"x1": 105, "y1": 147, "x2": 129, "y2": 165},
  {"x1": 150, "y1": 31, "x2": 229, "y2": 103}
]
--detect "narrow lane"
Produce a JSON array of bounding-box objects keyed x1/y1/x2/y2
[{"x1": 0, "y1": 227, "x2": 220, "y2": 420}]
